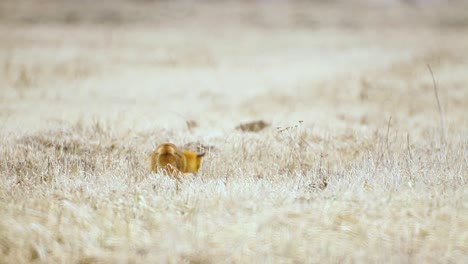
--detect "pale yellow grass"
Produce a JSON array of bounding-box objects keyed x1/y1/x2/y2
[{"x1": 0, "y1": 1, "x2": 467, "y2": 263}]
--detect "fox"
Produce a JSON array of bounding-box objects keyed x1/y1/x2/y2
[{"x1": 149, "y1": 143, "x2": 205, "y2": 181}]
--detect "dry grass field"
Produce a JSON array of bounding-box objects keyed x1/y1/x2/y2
[{"x1": 0, "y1": 0, "x2": 467, "y2": 263}]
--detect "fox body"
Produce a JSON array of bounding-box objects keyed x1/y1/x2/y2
[{"x1": 150, "y1": 143, "x2": 205, "y2": 177}]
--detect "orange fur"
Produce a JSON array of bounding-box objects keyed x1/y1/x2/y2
[
  {"x1": 181, "y1": 150, "x2": 205, "y2": 174},
  {"x1": 150, "y1": 143, "x2": 205, "y2": 179}
]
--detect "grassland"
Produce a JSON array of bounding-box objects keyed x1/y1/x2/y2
[{"x1": 0, "y1": 1, "x2": 467, "y2": 263}]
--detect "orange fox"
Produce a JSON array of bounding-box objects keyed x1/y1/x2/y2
[{"x1": 150, "y1": 143, "x2": 205, "y2": 180}]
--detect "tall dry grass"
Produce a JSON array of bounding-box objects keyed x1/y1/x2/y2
[{"x1": 1, "y1": 119, "x2": 466, "y2": 263}]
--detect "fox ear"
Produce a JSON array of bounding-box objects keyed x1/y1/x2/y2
[{"x1": 196, "y1": 152, "x2": 205, "y2": 158}]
